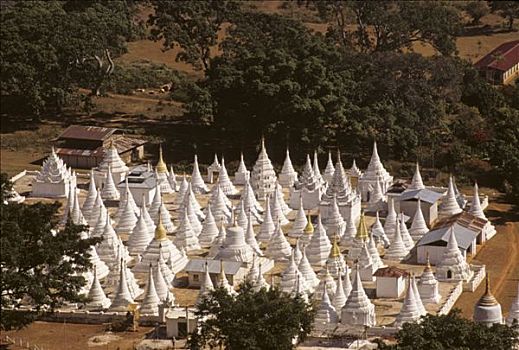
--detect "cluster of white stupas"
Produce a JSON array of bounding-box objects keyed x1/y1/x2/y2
[{"x1": 26, "y1": 137, "x2": 509, "y2": 330}]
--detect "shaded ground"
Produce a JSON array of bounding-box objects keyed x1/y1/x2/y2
[{"x1": 453, "y1": 198, "x2": 519, "y2": 318}]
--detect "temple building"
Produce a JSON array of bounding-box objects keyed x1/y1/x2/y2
[
  {"x1": 250, "y1": 138, "x2": 277, "y2": 200},
  {"x1": 32, "y1": 147, "x2": 74, "y2": 198},
  {"x1": 358, "y1": 142, "x2": 393, "y2": 202},
  {"x1": 374, "y1": 266, "x2": 408, "y2": 298},
  {"x1": 435, "y1": 229, "x2": 473, "y2": 282},
  {"x1": 289, "y1": 154, "x2": 324, "y2": 210}
]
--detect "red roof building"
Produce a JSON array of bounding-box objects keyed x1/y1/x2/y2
[{"x1": 474, "y1": 40, "x2": 519, "y2": 85}]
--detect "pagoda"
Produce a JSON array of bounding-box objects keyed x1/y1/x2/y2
[
  {"x1": 174, "y1": 175, "x2": 189, "y2": 206},
  {"x1": 207, "y1": 154, "x2": 220, "y2": 184},
  {"x1": 474, "y1": 274, "x2": 503, "y2": 326},
  {"x1": 313, "y1": 151, "x2": 325, "y2": 187},
  {"x1": 233, "y1": 153, "x2": 250, "y2": 185},
  {"x1": 197, "y1": 263, "x2": 214, "y2": 304},
  {"x1": 349, "y1": 212, "x2": 370, "y2": 260},
  {"x1": 383, "y1": 221, "x2": 409, "y2": 262},
  {"x1": 109, "y1": 260, "x2": 135, "y2": 312},
  {"x1": 289, "y1": 154, "x2": 323, "y2": 210},
  {"x1": 265, "y1": 222, "x2": 292, "y2": 262},
  {"x1": 252, "y1": 263, "x2": 270, "y2": 292},
  {"x1": 438, "y1": 176, "x2": 462, "y2": 219},
  {"x1": 95, "y1": 141, "x2": 129, "y2": 187},
  {"x1": 342, "y1": 265, "x2": 353, "y2": 299},
  {"x1": 299, "y1": 213, "x2": 314, "y2": 246},
  {"x1": 32, "y1": 147, "x2": 72, "y2": 198},
  {"x1": 298, "y1": 246, "x2": 320, "y2": 291},
  {"x1": 346, "y1": 159, "x2": 363, "y2": 189},
  {"x1": 245, "y1": 212, "x2": 262, "y2": 256},
  {"x1": 305, "y1": 215, "x2": 332, "y2": 266},
  {"x1": 240, "y1": 178, "x2": 263, "y2": 224},
  {"x1": 279, "y1": 149, "x2": 298, "y2": 188},
  {"x1": 280, "y1": 250, "x2": 306, "y2": 294},
  {"x1": 100, "y1": 165, "x2": 120, "y2": 201},
  {"x1": 155, "y1": 146, "x2": 174, "y2": 194},
  {"x1": 358, "y1": 141, "x2": 393, "y2": 202},
  {"x1": 257, "y1": 196, "x2": 276, "y2": 244},
  {"x1": 215, "y1": 223, "x2": 254, "y2": 264},
  {"x1": 174, "y1": 210, "x2": 201, "y2": 253},
  {"x1": 235, "y1": 200, "x2": 249, "y2": 230},
  {"x1": 115, "y1": 189, "x2": 138, "y2": 235},
  {"x1": 168, "y1": 165, "x2": 178, "y2": 192},
  {"x1": 371, "y1": 211, "x2": 390, "y2": 247},
  {"x1": 332, "y1": 271, "x2": 347, "y2": 319},
  {"x1": 204, "y1": 184, "x2": 231, "y2": 225},
  {"x1": 384, "y1": 197, "x2": 398, "y2": 242},
  {"x1": 156, "y1": 201, "x2": 176, "y2": 233},
  {"x1": 217, "y1": 157, "x2": 239, "y2": 195},
  {"x1": 190, "y1": 154, "x2": 209, "y2": 194},
  {"x1": 133, "y1": 216, "x2": 189, "y2": 274},
  {"x1": 324, "y1": 234, "x2": 346, "y2": 279},
  {"x1": 340, "y1": 215, "x2": 357, "y2": 249},
  {"x1": 340, "y1": 266, "x2": 376, "y2": 327},
  {"x1": 323, "y1": 195, "x2": 345, "y2": 239},
  {"x1": 417, "y1": 255, "x2": 441, "y2": 304},
  {"x1": 314, "y1": 288, "x2": 338, "y2": 327},
  {"x1": 149, "y1": 184, "x2": 163, "y2": 223},
  {"x1": 207, "y1": 221, "x2": 226, "y2": 259},
  {"x1": 353, "y1": 242, "x2": 376, "y2": 282},
  {"x1": 82, "y1": 170, "x2": 98, "y2": 224},
  {"x1": 270, "y1": 186, "x2": 289, "y2": 225},
  {"x1": 217, "y1": 260, "x2": 236, "y2": 295},
  {"x1": 139, "y1": 265, "x2": 161, "y2": 316},
  {"x1": 506, "y1": 283, "x2": 519, "y2": 325},
  {"x1": 323, "y1": 151, "x2": 335, "y2": 184},
  {"x1": 85, "y1": 267, "x2": 111, "y2": 310},
  {"x1": 394, "y1": 277, "x2": 423, "y2": 328},
  {"x1": 409, "y1": 199, "x2": 429, "y2": 241},
  {"x1": 314, "y1": 267, "x2": 336, "y2": 301},
  {"x1": 399, "y1": 213, "x2": 414, "y2": 250},
  {"x1": 198, "y1": 204, "x2": 219, "y2": 248},
  {"x1": 250, "y1": 138, "x2": 277, "y2": 200},
  {"x1": 288, "y1": 197, "x2": 308, "y2": 238},
  {"x1": 127, "y1": 206, "x2": 153, "y2": 256},
  {"x1": 436, "y1": 228, "x2": 473, "y2": 281},
  {"x1": 408, "y1": 163, "x2": 425, "y2": 190}
]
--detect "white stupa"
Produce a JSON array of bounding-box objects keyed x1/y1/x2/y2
[
  {"x1": 32, "y1": 147, "x2": 72, "y2": 198},
  {"x1": 179, "y1": 187, "x2": 203, "y2": 234},
  {"x1": 305, "y1": 215, "x2": 332, "y2": 266},
  {"x1": 353, "y1": 242, "x2": 376, "y2": 282},
  {"x1": 323, "y1": 151, "x2": 335, "y2": 184},
  {"x1": 300, "y1": 213, "x2": 314, "y2": 247},
  {"x1": 289, "y1": 154, "x2": 323, "y2": 210},
  {"x1": 116, "y1": 178, "x2": 139, "y2": 220},
  {"x1": 198, "y1": 204, "x2": 219, "y2": 248},
  {"x1": 207, "y1": 154, "x2": 220, "y2": 184},
  {"x1": 60, "y1": 182, "x2": 75, "y2": 225},
  {"x1": 174, "y1": 210, "x2": 201, "y2": 253},
  {"x1": 216, "y1": 260, "x2": 236, "y2": 295},
  {"x1": 340, "y1": 266, "x2": 376, "y2": 327},
  {"x1": 314, "y1": 267, "x2": 336, "y2": 301},
  {"x1": 384, "y1": 197, "x2": 398, "y2": 242},
  {"x1": 367, "y1": 231, "x2": 384, "y2": 271},
  {"x1": 217, "y1": 157, "x2": 239, "y2": 195},
  {"x1": 245, "y1": 212, "x2": 262, "y2": 256},
  {"x1": 156, "y1": 201, "x2": 176, "y2": 233},
  {"x1": 204, "y1": 184, "x2": 230, "y2": 225},
  {"x1": 383, "y1": 220, "x2": 409, "y2": 262},
  {"x1": 279, "y1": 149, "x2": 298, "y2": 188},
  {"x1": 109, "y1": 260, "x2": 134, "y2": 312},
  {"x1": 168, "y1": 164, "x2": 178, "y2": 192},
  {"x1": 100, "y1": 166, "x2": 120, "y2": 201},
  {"x1": 252, "y1": 262, "x2": 270, "y2": 292},
  {"x1": 235, "y1": 200, "x2": 249, "y2": 230},
  {"x1": 371, "y1": 211, "x2": 390, "y2": 247},
  {"x1": 139, "y1": 265, "x2": 161, "y2": 316},
  {"x1": 215, "y1": 223, "x2": 254, "y2": 264},
  {"x1": 174, "y1": 175, "x2": 189, "y2": 206},
  {"x1": 409, "y1": 199, "x2": 429, "y2": 241},
  {"x1": 399, "y1": 213, "x2": 414, "y2": 250},
  {"x1": 90, "y1": 202, "x2": 109, "y2": 238},
  {"x1": 275, "y1": 182, "x2": 291, "y2": 215},
  {"x1": 197, "y1": 262, "x2": 214, "y2": 304},
  {"x1": 156, "y1": 249, "x2": 175, "y2": 287},
  {"x1": 149, "y1": 184, "x2": 163, "y2": 223},
  {"x1": 127, "y1": 206, "x2": 153, "y2": 256},
  {"x1": 70, "y1": 187, "x2": 87, "y2": 226},
  {"x1": 85, "y1": 267, "x2": 111, "y2": 310},
  {"x1": 265, "y1": 221, "x2": 292, "y2": 262},
  {"x1": 346, "y1": 159, "x2": 363, "y2": 189},
  {"x1": 394, "y1": 277, "x2": 423, "y2": 328},
  {"x1": 190, "y1": 154, "x2": 209, "y2": 194},
  {"x1": 298, "y1": 246, "x2": 320, "y2": 291},
  {"x1": 207, "y1": 220, "x2": 227, "y2": 259},
  {"x1": 436, "y1": 228, "x2": 473, "y2": 281},
  {"x1": 270, "y1": 185, "x2": 289, "y2": 225},
  {"x1": 250, "y1": 138, "x2": 277, "y2": 200},
  {"x1": 155, "y1": 146, "x2": 174, "y2": 194},
  {"x1": 411, "y1": 274, "x2": 426, "y2": 316},
  {"x1": 288, "y1": 197, "x2": 308, "y2": 238},
  {"x1": 88, "y1": 246, "x2": 110, "y2": 280},
  {"x1": 349, "y1": 212, "x2": 370, "y2": 260},
  {"x1": 314, "y1": 288, "x2": 338, "y2": 327},
  {"x1": 257, "y1": 196, "x2": 275, "y2": 244},
  {"x1": 280, "y1": 250, "x2": 306, "y2": 294},
  {"x1": 469, "y1": 182, "x2": 487, "y2": 220},
  {"x1": 439, "y1": 176, "x2": 463, "y2": 219},
  {"x1": 323, "y1": 151, "x2": 350, "y2": 201},
  {"x1": 474, "y1": 274, "x2": 503, "y2": 326},
  {"x1": 506, "y1": 283, "x2": 519, "y2": 325},
  {"x1": 115, "y1": 193, "x2": 138, "y2": 236},
  {"x1": 409, "y1": 163, "x2": 425, "y2": 190},
  {"x1": 323, "y1": 195, "x2": 345, "y2": 239},
  {"x1": 332, "y1": 270, "x2": 347, "y2": 318},
  {"x1": 241, "y1": 177, "x2": 263, "y2": 222},
  {"x1": 342, "y1": 265, "x2": 353, "y2": 299},
  {"x1": 313, "y1": 151, "x2": 325, "y2": 186},
  {"x1": 82, "y1": 170, "x2": 98, "y2": 224},
  {"x1": 133, "y1": 217, "x2": 189, "y2": 274},
  {"x1": 233, "y1": 153, "x2": 250, "y2": 185},
  {"x1": 358, "y1": 141, "x2": 393, "y2": 201},
  {"x1": 417, "y1": 255, "x2": 441, "y2": 304},
  {"x1": 325, "y1": 234, "x2": 346, "y2": 279},
  {"x1": 340, "y1": 215, "x2": 357, "y2": 248},
  {"x1": 96, "y1": 141, "x2": 129, "y2": 187},
  {"x1": 153, "y1": 261, "x2": 174, "y2": 302}
]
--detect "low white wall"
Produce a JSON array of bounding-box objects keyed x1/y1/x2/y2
[
  {"x1": 438, "y1": 281, "x2": 463, "y2": 315},
  {"x1": 463, "y1": 265, "x2": 486, "y2": 292}
]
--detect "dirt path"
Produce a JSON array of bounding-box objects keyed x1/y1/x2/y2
[{"x1": 454, "y1": 200, "x2": 519, "y2": 319}]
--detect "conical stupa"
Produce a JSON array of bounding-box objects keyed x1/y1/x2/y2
[
  {"x1": 85, "y1": 267, "x2": 111, "y2": 310},
  {"x1": 314, "y1": 267, "x2": 336, "y2": 301},
  {"x1": 384, "y1": 197, "x2": 398, "y2": 242},
  {"x1": 305, "y1": 215, "x2": 332, "y2": 266},
  {"x1": 149, "y1": 184, "x2": 163, "y2": 223},
  {"x1": 439, "y1": 176, "x2": 462, "y2": 219},
  {"x1": 216, "y1": 260, "x2": 236, "y2": 295},
  {"x1": 280, "y1": 250, "x2": 306, "y2": 293},
  {"x1": 436, "y1": 228, "x2": 473, "y2": 281},
  {"x1": 174, "y1": 175, "x2": 189, "y2": 206},
  {"x1": 270, "y1": 185, "x2": 289, "y2": 225},
  {"x1": 332, "y1": 269, "x2": 347, "y2": 318},
  {"x1": 409, "y1": 163, "x2": 425, "y2": 190},
  {"x1": 252, "y1": 262, "x2": 270, "y2": 292},
  {"x1": 383, "y1": 219, "x2": 409, "y2": 262},
  {"x1": 96, "y1": 141, "x2": 129, "y2": 186},
  {"x1": 115, "y1": 191, "x2": 138, "y2": 236},
  {"x1": 127, "y1": 206, "x2": 153, "y2": 256},
  {"x1": 371, "y1": 211, "x2": 390, "y2": 247},
  {"x1": 323, "y1": 151, "x2": 335, "y2": 184},
  {"x1": 469, "y1": 182, "x2": 487, "y2": 220},
  {"x1": 197, "y1": 262, "x2": 214, "y2": 304},
  {"x1": 399, "y1": 213, "x2": 414, "y2": 250},
  {"x1": 298, "y1": 246, "x2": 320, "y2": 291},
  {"x1": 279, "y1": 149, "x2": 298, "y2": 188},
  {"x1": 250, "y1": 138, "x2": 277, "y2": 200},
  {"x1": 82, "y1": 170, "x2": 98, "y2": 224},
  {"x1": 288, "y1": 197, "x2": 308, "y2": 238},
  {"x1": 257, "y1": 196, "x2": 276, "y2": 244},
  {"x1": 474, "y1": 274, "x2": 503, "y2": 326},
  {"x1": 174, "y1": 210, "x2": 201, "y2": 252},
  {"x1": 358, "y1": 141, "x2": 393, "y2": 202},
  {"x1": 190, "y1": 154, "x2": 209, "y2": 194},
  {"x1": 342, "y1": 265, "x2": 353, "y2": 300},
  {"x1": 265, "y1": 221, "x2": 292, "y2": 262},
  {"x1": 215, "y1": 222, "x2": 254, "y2": 263},
  {"x1": 340, "y1": 266, "x2": 376, "y2": 327},
  {"x1": 100, "y1": 165, "x2": 120, "y2": 201},
  {"x1": 506, "y1": 282, "x2": 519, "y2": 326},
  {"x1": 300, "y1": 213, "x2": 314, "y2": 246},
  {"x1": 417, "y1": 255, "x2": 441, "y2": 304},
  {"x1": 198, "y1": 204, "x2": 219, "y2": 248},
  {"x1": 314, "y1": 288, "x2": 338, "y2": 327},
  {"x1": 140, "y1": 265, "x2": 161, "y2": 316},
  {"x1": 155, "y1": 146, "x2": 174, "y2": 194},
  {"x1": 233, "y1": 153, "x2": 250, "y2": 185},
  {"x1": 394, "y1": 277, "x2": 423, "y2": 328},
  {"x1": 325, "y1": 234, "x2": 346, "y2": 279},
  {"x1": 245, "y1": 211, "x2": 262, "y2": 256},
  {"x1": 218, "y1": 157, "x2": 239, "y2": 195},
  {"x1": 409, "y1": 199, "x2": 429, "y2": 241},
  {"x1": 168, "y1": 164, "x2": 178, "y2": 192},
  {"x1": 109, "y1": 259, "x2": 135, "y2": 312}
]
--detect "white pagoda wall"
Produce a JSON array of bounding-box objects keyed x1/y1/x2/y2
[{"x1": 31, "y1": 181, "x2": 69, "y2": 198}]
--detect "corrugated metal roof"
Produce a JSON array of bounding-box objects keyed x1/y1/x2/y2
[
  {"x1": 400, "y1": 188, "x2": 443, "y2": 204},
  {"x1": 374, "y1": 266, "x2": 409, "y2": 278},
  {"x1": 58, "y1": 125, "x2": 118, "y2": 141},
  {"x1": 417, "y1": 223, "x2": 478, "y2": 250},
  {"x1": 185, "y1": 259, "x2": 243, "y2": 275},
  {"x1": 55, "y1": 136, "x2": 147, "y2": 158},
  {"x1": 433, "y1": 211, "x2": 487, "y2": 231},
  {"x1": 475, "y1": 40, "x2": 519, "y2": 72}
]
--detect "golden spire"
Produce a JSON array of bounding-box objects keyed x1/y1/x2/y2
[
  {"x1": 156, "y1": 144, "x2": 168, "y2": 173},
  {"x1": 219, "y1": 260, "x2": 226, "y2": 281},
  {"x1": 154, "y1": 214, "x2": 167, "y2": 240},
  {"x1": 355, "y1": 212, "x2": 369, "y2": 241},
  {"x1": 304, "y1": 211, "x2": 314, "y2": 234},
  {"x1": 330, "y1": 233, "x2": 341, "y2": 258},
  {"x1": 424, "y1": 252, "x2": 432, "y2": 273},
  {"x1": 478, "y1": 273, "x2": 498, "y2": 306}
]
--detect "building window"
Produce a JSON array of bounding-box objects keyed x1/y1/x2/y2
[{"x1": 193, "y1": 274, "x2": 199, "y2": 282}]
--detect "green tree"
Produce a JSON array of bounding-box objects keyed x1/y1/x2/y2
[
  {"x1": 188, "y1": 284, "x2": 314, "y2": 350},
  {"x1": 465, "y1": 1, "x2": 490, "y2": 25},
  {"x1": 492, "y1": 1, "x2": 519, "y2": 31},
  {"x1": 0, "y1": 1, "x2": 136, "y2": 116},
  {"x1": 376, "y1": 309, "x2": 518, "y2": 350},
  {"x1": 149, "y1": 0, "x2": 240, "y2": 73},
  {"x1": 0, "y1": 174, "x2": 100, "y2": 329}
]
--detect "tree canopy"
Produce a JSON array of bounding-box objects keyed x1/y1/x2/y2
[
  {"x1": 376, "y1": 309, "x2": 519, "y2": 350},
  {"x1": 188, "y1": 284, "x2": 315, "y2": 350},
  {"x1": 0, "y1": 174, "x2": 100, "y2": 330}
]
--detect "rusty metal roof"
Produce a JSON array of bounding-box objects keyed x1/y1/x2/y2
[
  {"x1": 55, "y1": 136, "x2": 147, "y2": 158},
  {"x1": 374, "y1": 266, "x2": 409, "y2": 278},
  {"x1": 58, "y1": 125, "x2": 118, "y2": 141},
  {"x1": 475, "y1": 40, "x2": 519, "y2": 72}
]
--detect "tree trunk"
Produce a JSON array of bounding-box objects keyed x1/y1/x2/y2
[{"x1": 509, "y1": 16, "x2": 514, "y2": 31}]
